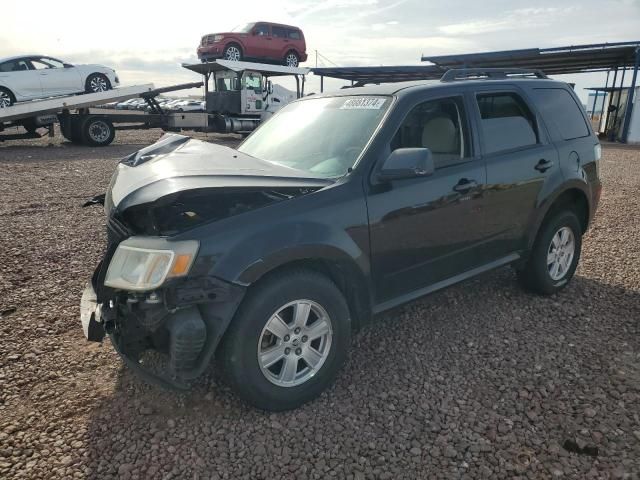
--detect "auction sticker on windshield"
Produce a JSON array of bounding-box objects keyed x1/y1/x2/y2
[{"x1": 340, "y1": 97, "x2": 387, "y2": 110}]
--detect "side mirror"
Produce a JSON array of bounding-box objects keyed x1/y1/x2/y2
[
  {"x1": 267, "y1": 80, "x2": 273, "y2": 94},
  {"x1": 377, "y1": 148, "x2": 434, "y2": 182}
]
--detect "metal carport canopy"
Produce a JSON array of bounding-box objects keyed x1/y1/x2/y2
[
  {"x1": 311, "y1": 65, "x2": 446, "y2": 84},
  {"x1": 421, "y1": 42, "x2": 640, "y2": 75}
]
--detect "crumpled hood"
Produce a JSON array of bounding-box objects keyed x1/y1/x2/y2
[{"x1": 105, "y1": 134, "x2": 332, "y2": 214}]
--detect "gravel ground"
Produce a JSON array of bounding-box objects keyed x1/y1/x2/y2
[{"x1": 0, "y1": 130, "x2": 639, "y2": 479}]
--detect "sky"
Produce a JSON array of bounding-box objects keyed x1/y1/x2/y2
[{"x1": 2, "y1": 0, "x2": 640, "y2": 104}]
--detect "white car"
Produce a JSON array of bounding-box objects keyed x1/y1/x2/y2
[
  {"x1": 173, "y1": 100, "x2": 205, "y2": 112},
  {"x1": 0, "y1": 55, "x2": 120, "y2": 108}
]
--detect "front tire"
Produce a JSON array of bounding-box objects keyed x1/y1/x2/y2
[
  {"x1": 223, "y1": 44, "x2": 242, "y2": 62},
  {"x1": 219, "y1": 269, "x2": 350, "y2": 411},
  {"x1": 85, "y1": 73, "x2": 111, "y2": 93},
  {"x1": 517, "y1": 210, "x2": 582, "y2": 295}
]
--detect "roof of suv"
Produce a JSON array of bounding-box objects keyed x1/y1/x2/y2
[
  {"x1": 255, "y1": 21, "x2": 301, "y2": 29},
  {"x1": 310, "y1": 77, "x2": 568, "y2": 98}
]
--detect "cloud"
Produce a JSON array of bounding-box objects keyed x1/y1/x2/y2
[{"x1": 438, "y1": 7, "x2": 575, "y2": 36}]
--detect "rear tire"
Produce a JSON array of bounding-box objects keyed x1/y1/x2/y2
[
  {"x1": 218, "y1": 269, "x2": 350, "y2": 411},
  {"x1": 284, "y1": 51, "x2": 299, "y2": 67},
  {"x1": 517, "y1": 210, "x2": 582, "y2": 295},
  {"x1": 0, "y1": 87, "x2": 15, "y2": 108},
  {"x1": 81, "y1": 117, "x2": 115, "y2": 146}
]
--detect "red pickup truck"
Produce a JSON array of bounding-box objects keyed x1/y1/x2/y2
[{"x1": 198, "y1": 22, "x2": 308, "y2": 67}]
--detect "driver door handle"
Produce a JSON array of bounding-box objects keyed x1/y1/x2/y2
[
  {"x1": 453, "y1": 178, "x2": 478, "y2": 193},
  {"x1": 535, "y1": 158, "x2": 554, "y2": 172}
]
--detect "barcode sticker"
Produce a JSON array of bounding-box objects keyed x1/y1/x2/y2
[{"x1": 340, "y1": 97, "x2": 386, "y2": 110}]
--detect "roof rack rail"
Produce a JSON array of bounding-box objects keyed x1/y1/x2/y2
[{"x1": 440, "y1": 68, "x2": 548, "y2": 82}]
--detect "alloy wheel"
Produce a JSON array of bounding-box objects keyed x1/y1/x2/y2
[
  {"x1": 547, "y1": 226, "x2": 575, "y2": 280},
  {"x1": 0, "y1": 91, "x2": 12, "y2": 108},
  {"x1": 258, "y1": 299, "x2": 333, "y2": 387},
  {"x1": 285, "y1": 53, "x2": 299, "y2": 67},
  {"x1": 90, "y1": 76, "x2": 108, "y2": 92},
  {"x1": 224, "y1": 46, "x2": 241, "y2": 61}
]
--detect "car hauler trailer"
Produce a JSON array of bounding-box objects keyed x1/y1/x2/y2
[
  {"x1": 181, "y1": 59, "x2": 310, "y2": 133},
  {"x1": 1, "y1": 60, "x2": 309, "y2": 146},
  {"x1": 0, "y1": 82, "x2": 204, "y2": 146}
]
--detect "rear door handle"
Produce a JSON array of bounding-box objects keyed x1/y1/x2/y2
[
  {"x1": 453, "y1": 178, "x2": 478, "y2": 193},
  {"x1": 535, "y1": 158, "x2": 554, "y2": 172}
]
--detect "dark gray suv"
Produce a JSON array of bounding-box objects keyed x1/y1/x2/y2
[{"x1": 81, "y1": 68, "x2": 602, "y2": 410}]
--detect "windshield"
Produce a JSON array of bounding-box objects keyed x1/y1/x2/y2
[
  {"x1": 231, "y1": 23, "x2": 254, "y2": 33},
  {"x1": 238, "y1": 96, "x2": 390, "y2": 178},
  {"x1": 244, "y1": 73, "x2": 262, "y2": 91}
]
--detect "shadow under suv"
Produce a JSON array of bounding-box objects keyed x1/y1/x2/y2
[{"x1": 81, "y1": 69, "x2": 602, "y2": 411}]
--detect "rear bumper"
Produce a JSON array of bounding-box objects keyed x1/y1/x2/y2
[{"x1": 80, "y1": 272, "x2": 245, "y2": 389}]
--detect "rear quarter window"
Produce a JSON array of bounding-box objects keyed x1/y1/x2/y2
[
  {"x1": 287, "y1": 29, "x2": 301, "y2": 40},
  {"x1": 531, "y1": 88, "x2": 590, "y2": 140}
]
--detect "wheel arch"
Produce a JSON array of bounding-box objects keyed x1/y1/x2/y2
[
  {"x1": 223, "y1": 41, "x2": 244, "y2": 56},
  {"x1": 238, "y1": 248, "x2": 372, "y2": 331},
  {"x1": 283, "y1": 48, "x2": 300, "y2": 57},
  {"x1": 84, "y1": 72, "x2": 111, "y2": 91},
  {"x1": 0, "y1": 85, "x2": 16, "y2": 103},
  {"x1": 526, "y1": 184, "x2": 590, "y2": 251}
]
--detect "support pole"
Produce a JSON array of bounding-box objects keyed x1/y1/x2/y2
[
  {"x1": 605, "y1": 67, "x2": 618, "y2": 137},
  {"x1": 621, "y1": 48, "x2": 640, "y2": 143},
  {"x1": 597, "y1": 70, "x2": 610, "y2": 133},
  {"x1": 611, "y1": 67, "x2": 627, "y2": 141}
]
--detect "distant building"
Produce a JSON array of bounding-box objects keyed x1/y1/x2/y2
[{"x1": 587, "y1": 86, "x2": 640, "y2": 143}]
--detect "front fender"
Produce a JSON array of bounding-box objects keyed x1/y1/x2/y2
[{"x1": 215, "y1": 219, "x2": 370, "y2": 286}]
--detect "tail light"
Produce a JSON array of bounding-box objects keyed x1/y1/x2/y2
[{"x1": 594, "y1": 143, "x2": 601, "y2": 177}]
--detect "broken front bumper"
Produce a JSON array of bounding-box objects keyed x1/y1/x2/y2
[
  {"x1": 80, "y1": 283, "x2": 105, "y2": 342},
  {"x1": 79, "y1": 274, "x2": 245, "y2": 389}
]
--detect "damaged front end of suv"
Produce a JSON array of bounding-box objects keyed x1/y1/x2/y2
[{"x1": 81, "y1": 134, "x2": 330, "y2": 388}]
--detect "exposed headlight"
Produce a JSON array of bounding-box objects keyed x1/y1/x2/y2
[
  {"x1": 105, "y1": 237, "x2": 199, "y2": 291},
  {"x1": 213, "y1": 34, "x2": 224, "y2": 42}
]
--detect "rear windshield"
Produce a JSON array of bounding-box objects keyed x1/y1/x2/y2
[{"x1": 238, "y1": 96, "x2": 391, "y2": 178}]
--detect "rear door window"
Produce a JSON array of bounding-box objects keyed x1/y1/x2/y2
[
  {"x1": 0, "y1": 60, "x2": 30, "y2": 72},
  {"x1": 272, "y1": 27, "x2": 287, "y2": 38},
  {"x1": 531, "y1": 88, "x2": 590, "y2": 140},
  {"x1": 476, "y1": 92, "x2": 538, "y2": 154}
]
